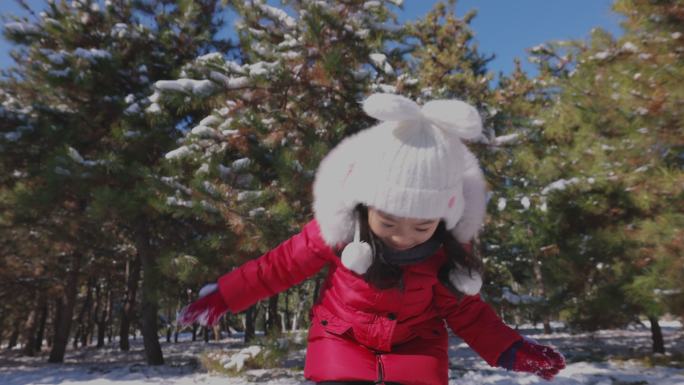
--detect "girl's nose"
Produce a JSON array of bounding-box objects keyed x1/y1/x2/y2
[{"x1": 389, "y1": 236, "x2": 414, "y2": 250}]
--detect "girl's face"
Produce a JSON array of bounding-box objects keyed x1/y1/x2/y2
[{"x1": 367, "y1": 208, "x2": 440, "y2": 251}]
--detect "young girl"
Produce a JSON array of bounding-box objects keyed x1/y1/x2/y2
[{"x1": 179, "y1": 93, "x2": 565, "y2": 384}]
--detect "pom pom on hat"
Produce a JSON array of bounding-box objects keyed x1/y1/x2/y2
[
  {"x1": 448, "y1": 264, "x2": 483, "y2": 295},
  {"x1": 339, "y1": 212, "x2": 373, "y2": 275},
  {"x1": 341, "y1": 241, "x2": 373, "y2": 275}
]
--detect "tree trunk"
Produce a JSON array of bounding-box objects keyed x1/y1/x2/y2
[
  {"x1": 107, "y1": 285, "x2": 114, "y2": 344},
  {"x1": 84, "y1": 279, "x2": 97, "y2": 347},
  {"x1": 7, "y1": 317, "x2": 21, "y2": 349},
  {"x1": 136, "y1": 222, "x2": 164, "y2": 365},
  {"x1": 532, "y1": 256, "x2": 552, "y2": 334},
  {"x1": 224, "y1": 316, "x2": 232, "y2": 337},
  {"x1": 284, "y1": 289, "x2": 290, "y2": 332},
  {"x1": 649, "y1": 315, "x2": 665, "y2": 354},
  {"x1": 49, "y1": 252, "x2": 82, "y2": 363},
  {"x1": 166, "y1": 306, "x2": 172, "y2": 343},
  {"x1": 95, "y1": 278, "x2": 110, "y2": 348},
  {"x1": 266, "y1": 294, "x2": 281, "y2": 336},
  {"x1": 119, "y1": 254, "x2": 141, "y2": 351},
  {"x1": 73, "y1": 279, "x2": 94, "y2": 348},
  {"x1": 291, "y1": 286, "x2": 307, "y2": 332},
  {"x1": 244, "y1": 305, "x2": 256, "y2": 343},
  {"x1": 35, "y1": 297, "x2": 49, "y2": 352},
  {"x1": 22, "y1": 292, "x2": 45, "y2": 356},
  {"x1": 49, "y1": 300, "x2": 60, "y2": 349}
]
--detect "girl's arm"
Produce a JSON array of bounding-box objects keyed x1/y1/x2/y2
[
  {"x1": 432, "y1": 283, "x2": 522, "y2": 366},
  {"x1": 179, "y1": 219, "x2": 333, "y2": 327},
  {"x1": 217, "y1": 219, "x2": 332, "y2": 313},
  {"x1": 218, "y1": 221, "x2": 330, "y2": 313},
  {"x1": 433, "y1": 284, "x2": 565, "y2": 380}
]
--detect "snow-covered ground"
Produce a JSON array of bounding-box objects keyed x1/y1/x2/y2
[{"x1": 2, "y1": 322, "x2": 683, "y2": 385}]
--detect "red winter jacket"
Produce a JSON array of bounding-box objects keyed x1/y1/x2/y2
[{"x1": 217, "y1": 220, "x2": 521, "y2": 385}]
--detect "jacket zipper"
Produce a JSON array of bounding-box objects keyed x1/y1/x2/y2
[{"x1": 375, "y1": 352, "x2": 384, "y2": 384}]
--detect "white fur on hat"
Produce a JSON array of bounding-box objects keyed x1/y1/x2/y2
[{"x1": 312, "y1": 94, "x2": 487, "y2": 291}]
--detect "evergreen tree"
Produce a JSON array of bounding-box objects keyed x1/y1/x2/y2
[
  {"x1": 152, "y1": 0, "x2": 407, "y2": 338},
  {"x1": 1, "y1": 0, "x2": 229, "y2": 363},
  {"x1": 503, "y1": 0, "x2": 683, "y2": 351}
]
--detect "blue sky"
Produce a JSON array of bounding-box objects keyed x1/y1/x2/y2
[{"x1": 0, "y1": 0, "x2": 623, "y2": 77}]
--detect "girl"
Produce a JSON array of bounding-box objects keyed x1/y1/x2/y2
[{"x1": 179, "y1": 94, "x2": 565, "y2": 384}]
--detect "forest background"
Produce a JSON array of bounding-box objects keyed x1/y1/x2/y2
[{"x1": 0, "y1": 0, "x2": 682, "y2": 368}]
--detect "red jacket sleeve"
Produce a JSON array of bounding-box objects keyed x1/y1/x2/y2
[
  {"x1": 433, "y1": 283, "x2": 522, "y2": 366},
  {"x1": 217, "y1": 220, "x2": 332, "y2": 313}
]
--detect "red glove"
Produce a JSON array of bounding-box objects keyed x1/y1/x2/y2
[
  {"x1": 498, "y1": 338, "x2": 566, "y2": 380},
  {"x1": 177, "y1": 283, "x2": 229, "y2": 327}
]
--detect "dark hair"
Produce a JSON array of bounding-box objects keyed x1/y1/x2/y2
[{"x1": 351, "y1": 205, "x2": 483, "y2": 291}]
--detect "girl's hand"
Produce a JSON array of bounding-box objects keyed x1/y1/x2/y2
[
  {"x1": 498, "y1": 339, "x2": 566, "y2": 380},
  {"x1": 177, "y1": 283, "x2": 229, "y2": 327}
]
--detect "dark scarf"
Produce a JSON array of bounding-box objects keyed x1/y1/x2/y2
[{"x1": 376, "y1": 237, "x2": 442, "y2": 266}]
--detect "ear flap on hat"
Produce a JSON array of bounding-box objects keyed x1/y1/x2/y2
[
  {"x1": 312, "y1": 133, "x2": 362, "y2": 247},
  {"x1": 451, "y1": 147, "x2": 487, "y2": 243}
]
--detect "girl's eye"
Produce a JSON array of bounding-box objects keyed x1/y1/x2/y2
[
  {"x1": 415, "y1": 228, "x2": 430, "y2": 232},
  {"x1": 381, "y1": 222, "x2": 395, "y2": 228}
]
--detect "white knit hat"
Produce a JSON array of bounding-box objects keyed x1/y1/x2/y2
[{"x1": 312, "y1": 94, "x2": 487, "y2": 294}]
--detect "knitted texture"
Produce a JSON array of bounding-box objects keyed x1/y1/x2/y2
[{"x1": 313, "y1": 93, "x2": 487, "y2": 247}]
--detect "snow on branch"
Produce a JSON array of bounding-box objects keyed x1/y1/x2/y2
[
  {"x1": 491, "y1": 133, "x2": 520, "y2": 146},
  {"x1": 541, "y1": 177, "x2": 581, "y2": 195},
  {"x1": 154, "y1": 79, "x2": 215, "y2": 96},
  {"x1": 4, "y1": 22, "x2": 41, "y2": 34}
]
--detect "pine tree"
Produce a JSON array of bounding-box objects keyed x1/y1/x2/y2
[
  {"x1": 152, "y1": 0, "x2": 408, "y2": 339},
  {"x1": 504, "y1": 0, "x2": 684, "y2": 351},
  {"x1": 1, "y1": 0, "x2": 229, "y2": 363}
]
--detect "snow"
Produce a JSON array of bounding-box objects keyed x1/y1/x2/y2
[
  {"x1": 237, "y1": 190, "x2": 263, "y2": 202},
  {"x1": 191, "y1": 125, "x2": 218, "y2": 138},
  {"x1": 211, "y1": 72, "x2": 250, "y2": 89},
  {"x1": 249, "y1": 61, "x2": 279, "y2": 77},
  {"x1": 165, "y1": 146, "x2": 193, "y2": 160},
  {"x1": 166, "y1": 196, "x2": 194, "y2": 208},
  {"x1": 2, "y1": 324, "x2": 683, "y2": 385},
  {"x1": 621, "y1": 41, "x2": 639, "y2": 53},
  {"x1": 541, "y1": 177, "x2": 581, "y2": 195},
  {"x1": 364, "y1": 1, "x2": 382, "y2": 10},
  {"x1": 67, "y1": 146, "x2": 107, "y2": 166},
  {"x1": 39, "y1": 49, "x2": 67, "y2": 65},
  {"x1": 497, "y1": 198, "x2": 507, "y2": 211},
  {"x1": 254, "y1": 3, "x2": 297, "y2": 29},
  {"x1": 218, "y1": 345, "x2": 262, "y2": 372},
  {"x1": 73, "y1": 47, "x2": 112, "y2": 62},
  {"x1": 369, "y1": 52, "x2": 394, "y2": 74},
  {"x1": 4, "y1": 131, "x2": 21, "y2": 141},
  {"x1": 492, "y1": 133, "x2": 519, "y2": 146},
  {"x1": 124, "y1": 102, "x2": 141, "y2": 115},
  {"x1": 48, "y1": 68, "x2": 71, "y2": 77},
  {"x1": 249, "y1": 207, "x2": 266, "y2": 217},
  {"x1": 155, "y1": 79, "x2": 215, "y2": 96},
  {"x1": 232, "y1": 157, "x2": 252, "y2": 170},
  {"x1": 520, "y1": 196, "x2": 531, "y2": 210},
  {"x1": 592, "y1": 51, "x2": 611, "y2": 61},
  {"x1": 146, "y1": 103, "x2": 161, "y2": 114},
  {"x1": 4, "y1": 22, "x2": 40, "y2": 34}
]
